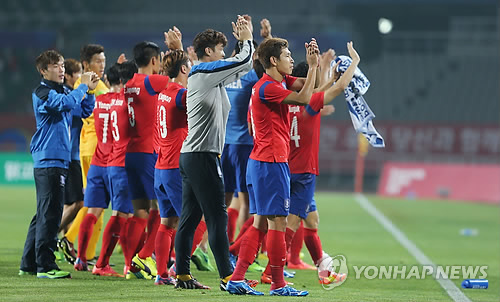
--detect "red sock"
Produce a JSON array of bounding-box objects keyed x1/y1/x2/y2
[
  {"x1": 263, "y1": 228, "x2": 291, "y2": 276},
  {"x1": 126, "y1": 216, "x2": 147, "y2": 265},
  {"x1": 234, "y1": 216, "x2": 254, "y2": 242},
  {"x1": 96, "y1": 216, "x2": 125, "y2": 268},
  {"x1": 169, "y1": 230, "x2": 176, "y2": 260},
  {"x1": 304, "y1": 228, "x2": 323, "y2": 265},
  {"x1": 77, "y1": 213, "x2": 97, "y2": 262},
  {"x1": 285, "y1": 227, "x2": 295, "y2": 254},
  {"x1": 289, "y1": 223, "x2": 304, "y2": 264},
  {"x1": 227, "y1": 208, "x2": 239, "y2": 243},
  {"x1": 155, "y1": 224, "x2": 175, "y2": 278},
  {"x1": 138, "y1": 209, "x2": 160, "y2": 259},
  {"x1": 191, "y1": 220, "x2": 206, "y2": 255},
  {"x1": 120, "y1": 218, "x2": 131, "y2": 266},
  {"x1": 230, "y1": 226, "x2": 266, "y2": 281},
  {"x1": 267, "y1": 230, "x2": 286, "y2": 290},
  {"x1": 135, "y1": 231, "x2": 147, "y2": 255},
  {"x1": 260, "y1": 233, "x2": 267, "y2": 254}
]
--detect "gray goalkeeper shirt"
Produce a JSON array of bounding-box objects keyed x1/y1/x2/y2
[{"x1": 181, "y1": 40, "x2": 254, "y2": 154}]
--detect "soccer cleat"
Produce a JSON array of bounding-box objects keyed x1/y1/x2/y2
[
  {"x1": 247, "y1": 260, "x2": 265, "y2": 273},
  {"x1": 58, "y1": 237, "x2": 77, "y2": 265},
  {"x1": 284, "y1": 270, "x2": 296, "y2": 278},
  {"x1": 125, "y1": 268, "x2": 154, "y2": 280},
  {"x1": 226, "y1": 280, "x2": 264, "y2": 295},
  {"x1": 175, "y1": 276, "x2": 210, "y2": 289},
  {"x1": 191, "y1": 247, "x2": 215, "y2": 272},
  {"x1": 54, "y1": 250, "x2": 64, "y2": 262},
  {"x1": 155, "y1": 275, "x2": 176, "y2": 285},
  {"x1": 74, "y1": 258, "x2": 89, "y2": 271},
  {"x1": 92, "y1": 265, "x2": 124, "y2": 277},
  {"x1": 221, "y1": 279, "x2": 259, "y2": 291},
  {"x1": 228, "y1": 253, "x2": 237, "y2": 270},
  {"x1": 270, "y1": 285, "x2": 309, "y2": 296},
  {"x1": 260, "y1": 272, "x2": 294, "y2": 285},
  {"x1": 36, "y1": 269, "x2": 71, "y2": 279},
  {"x1": 319, "y1": 271, "x2": 346, "y2": 285},
  {"x1": 132, "y1": 254, "x2": 157, "y2": 276},
  {"x1": 18, "y1": 270, "x2": 36, "y2": 276},
  {"x1": 287, "y1": 259, "x2": 316, "y2": 270},
  {"x1": 168, "y1": 264, "x2": 176, "y2": 278}
]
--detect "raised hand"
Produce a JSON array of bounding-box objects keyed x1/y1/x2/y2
[
  {"x1": 260, "y1": 18, "x2": 272, "y2": 39},
  {"x1": 117, "y1": 53, "x2": 127, "y2": 64},
  {"x1": 305, "y1": 38, "x2": 319, "y2": 68},
  {"x1": 164, "y1": 26, "x2": 183, "y2": 50},
  {"x1": 242, "y1": 14, "x2": 253, "y2": 33},
  {"x1": 347, "y1": 41, "x2": 360, "y2": 63},
  {"x1": 232, "y1": 15, "x2": 252, "y2": 41},
  {"x1": 80, "y1": 72, "x2": 93, "y2": 87}
]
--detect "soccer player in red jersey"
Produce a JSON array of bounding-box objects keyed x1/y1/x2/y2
[
  {"x1": 152, "y1": 49, "x2": 190, "y2": 286},
  {"x1": 227, "y1": 37, "x2": 320, "y2": 296},
  {"x1": 104, "y1": 61, "x2": 138, "y2": 277},
  {"x1": 125, "y1": 41, "x2": 170, "y2": 279},
  {"x1": 286, "y1": 44, "x2": 360, "y2": 285},
  {"x1": 74, "y1": 64, "x2": 123, "y2": 275},
  {"x1": 88, "y1": 61, "x2": 137, "y2": 277}
]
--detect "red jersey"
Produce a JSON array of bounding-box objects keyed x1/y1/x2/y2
[
  {"x1": 249, "y1": 73, "x2": 297, "y2": 163},
  {"x1": 289, "y1": 92, "x2": 325, "y2": 175},
  {"x1": 91, "y1": 93, "x2": 114, "y2": 167},
  {"x1": 107, "y1": 89, "x2": 129, "y2": 167},
  {"x1": 124, "y1": 73, "x2": 169, "y2": 153},
  {"x1": 155, "y1": 82, "x2": 188, "y2": 169}
]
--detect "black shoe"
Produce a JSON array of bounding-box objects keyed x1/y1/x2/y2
[
  {"x1": 175, "y1": 276, "x2": 211, "y2": 289},
  {"x1": 58, "y1": 237, "x2": 76, "y2": 265}
]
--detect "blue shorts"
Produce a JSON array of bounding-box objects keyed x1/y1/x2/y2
[
  {"x1": 290, "y1": 173, "x2": 316, "y2": 219},
  {"x1": 306, "y1": 198, "x2": 317, "y2": 215},
  {"x1": 108, "y1": 166, "x2": 134, "y2": 214},
  {"x1": 84, "y1": 165, "x2": 110, "y2": 209},
  {"x1": 221, "y1": 144, "x2": 252, "y2": 193},
  {"x1": 125, "y1": 152, "x2": 157, "y2": 200},
  {"x1": 154, "y1": 168, "x2": 182, "y2": 218},
  {"x1": 247, "y1": 159, "x2": 290, "y2": 216}
]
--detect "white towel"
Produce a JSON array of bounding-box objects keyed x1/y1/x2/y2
[{"x1": 332, "y1": 56, "x2": 385, "y2": 148}]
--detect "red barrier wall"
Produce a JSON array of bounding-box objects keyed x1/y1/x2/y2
[{"x1": 377, "y1": 162, "x2": 500, "y2": 203}]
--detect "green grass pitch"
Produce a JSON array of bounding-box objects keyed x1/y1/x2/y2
[{"x1": 0, "y1": 186, "x2": 498, "y2": 301}]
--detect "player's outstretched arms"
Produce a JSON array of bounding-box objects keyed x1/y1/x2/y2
[{"x1": 323, "y1": 41, "x2": 360, "y2": 104}]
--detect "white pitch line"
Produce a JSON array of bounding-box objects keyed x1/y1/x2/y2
[{"x1": 354, "y1": 193, "x2": 472, "y2": 302}]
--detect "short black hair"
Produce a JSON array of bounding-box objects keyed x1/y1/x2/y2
[
  {"x1": 292, "y1": 62, "x2": 309, "y2": 77},
  {"x1": 119, "y1": 61, "x2": 138, "y2": 84},
  {"x1": 35, "y1": 50, "x2": 63, "y2": 75},
  {"x1": 64, "y1": 58, "x2": 82, "y2": 76},
  {"x1": 80, "y1": 44, "x2": 104, "y2": 64},
  {"x1": 133, "y1": 41, "x2": 160, "y2": 67},
  {"x1": 193, "y1": 29, "x2": 227, "y2": 59},
  {"x1": 106, "y1": 63, "x2": 121, "y2": 86},
  {"x1": 253, "y1": 58, "x2": 265, "y2": 79}
]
